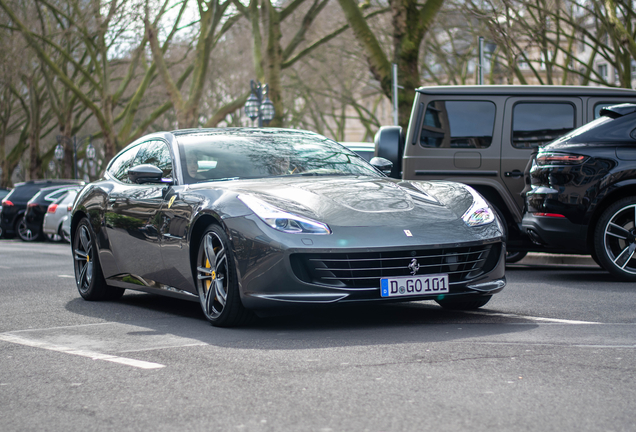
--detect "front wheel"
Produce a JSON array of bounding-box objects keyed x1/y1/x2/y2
[
  {"x1": 435, "y1": 295, "x2": 492, "y2": 310},
  {"x1": 195, "y1": 225, "x2": 254, "y2": 327},
  {"x1": 594, "y1": 197, "x2": 636, "y2": 281},
  {"x1": 73, "y1": 218, "x2": 124, "y2": 300}
]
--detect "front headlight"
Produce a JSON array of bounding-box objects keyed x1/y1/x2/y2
[
  {"x1": 461, "y1": 187, "x2": 495, "y2": 227},
  {"x1": 238, "y1": 194, "x2": 331, "y2": 235}
]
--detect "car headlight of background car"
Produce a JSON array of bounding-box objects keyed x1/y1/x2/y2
[
  {"x1": 461, "y1": 187, "x2": 495, "y2": 227},
  {"x1": 238, "y1": 194, "x2": 331, "y2": 235}
]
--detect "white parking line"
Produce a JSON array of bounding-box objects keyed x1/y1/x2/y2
[
  {"x1": 465, "y1": 311, "x2": 601, "y2": 325},
  {"x1": 0, "y1": 333, "x2": 165, "y2": 370}
]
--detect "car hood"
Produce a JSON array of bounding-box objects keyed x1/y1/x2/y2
[{"x1": 198, "y1": 176, "x2": 475, "y2": 228}]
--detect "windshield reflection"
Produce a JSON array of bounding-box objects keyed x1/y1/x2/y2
[{"x1": 176, "y1": 129, "x2": 380, "y2": 184}]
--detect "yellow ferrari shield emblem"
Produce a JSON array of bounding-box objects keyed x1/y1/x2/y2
[{"x1": 168, "y1": 195, "x2": 176, "y2": 208}]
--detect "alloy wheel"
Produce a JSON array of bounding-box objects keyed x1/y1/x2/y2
[
  {"x1": 74, "y1": 224, "x2": 94, "y2": 293},
  {"x1": 197, "y1": 231, "x2": 229, "y2": 319},
  {"x1": 602, "y1": 203, "x2": 636, "y2": 275},
  {"x1": 17, "y1": 216, "x2": 36, "y2": 241}
]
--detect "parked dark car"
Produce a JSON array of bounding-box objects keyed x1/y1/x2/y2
[
  {"x1": 1, "y1": 180, "x2": 84, "y2": 240},
  {"x1": 25, "y1": 185, "x2": 83, "y2": 241},
  {"x1": 523, "y1": 103, "x2": 636, "y2": 280},
  {"x1": 0, "y1": 188, "x2": 11, "y2": 237},
  {"x1": 70, "y1": 128, "x2": 506, "y2": 327}
]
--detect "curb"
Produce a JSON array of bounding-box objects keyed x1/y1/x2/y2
[{"x1": 515, "y1": 252, "x2": 598, "y2": 266}]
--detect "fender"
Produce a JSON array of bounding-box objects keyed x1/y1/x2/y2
[{"x1": 587, "y1": 177, "x2": 636, "y2": 223}]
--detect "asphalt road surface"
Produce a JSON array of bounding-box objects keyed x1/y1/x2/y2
[{"x1": 0, "y1": 239, "x2": 635, "y2": 431}]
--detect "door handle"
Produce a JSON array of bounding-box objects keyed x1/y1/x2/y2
[{"x1": 504, "y1": 170, "x2": 523, "y2": 178}]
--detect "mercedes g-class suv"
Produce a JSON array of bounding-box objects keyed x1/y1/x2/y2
[{"x1": 375, "y1": 85, "x2": 636, "y2": 261}]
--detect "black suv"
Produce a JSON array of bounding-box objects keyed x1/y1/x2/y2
[
  {"x1": 1, "y1": 180, "x2": 84, "y2": 240},
  {"x1": 523, "y1": 104, "x2": 636, "y2": 280}
]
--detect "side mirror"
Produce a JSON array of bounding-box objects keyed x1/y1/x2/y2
[
  {"x1": 369, "y1": 157, "x2": 393, "y2": 175},
  {"x1": 374, "y1": 125, "x2": 403, "y2": 178},
  {"x1": 128, "y1": 164, "x2": 170, "y2": 184}
]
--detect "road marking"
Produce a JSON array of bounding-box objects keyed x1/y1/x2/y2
[
  {"x1": 0, "y1": 333, "x2": 165, "y2": 370},
  {"x1": 57, "y1": 275, "x2": 74, "y2": 278},
  {"x1": 465, "y1": 311, "x2": 601, "y2": 325},
  {"x1": 117, "y1": 342, "x2": 207, "y2": 353}
]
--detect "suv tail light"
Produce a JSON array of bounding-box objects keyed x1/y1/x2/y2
[
  {"x1": 27, "y1": 202, "x2": 39, "y2": 208},
  {"x1": 536, "y1": 152, "x2": 586, "y2": 166},
  {"x1": 47, "y1": 204, "x2": 58, "y2": 213},
  {"x1": 1, "y1": 199, "x2": 12, "y2": 206}
]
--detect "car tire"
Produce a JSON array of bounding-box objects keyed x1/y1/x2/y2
[
  {"x1": 60, "y1": 223, "x2": 71, "y2": 243},
  {"x1": 594, "y1": 197, "x2": 636, "y2": 281},
  {"x1": 73, "y1": 218, "x2": 125, "y2": 300},
  {"x1": 16, "y1": 215, "x2": 38, "y2": 242},
  {"x1": 195, "y1": 224, "x2": 254, "y2": 327},
  {"x1": 505, "y1": 250, "x2": 528, "y2": 263},
  {"x1": 491, "y1": 205, "x2": 527, "y2": 264},
  {"x1": 435, "y1": 295, "x2": 492, "y2": 310}
]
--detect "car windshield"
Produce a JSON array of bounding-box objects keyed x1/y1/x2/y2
[{"x1": 177, "y1": 130, "x2": 380, "y2": 184}]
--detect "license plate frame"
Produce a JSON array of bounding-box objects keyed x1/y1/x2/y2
[{"x1": 380, "y1": 274, "x2": 449, "y2": 298}]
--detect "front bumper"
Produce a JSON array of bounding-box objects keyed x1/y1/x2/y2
[{"x1": 226, "y1": 215, "x2": 507, "y2": 311}]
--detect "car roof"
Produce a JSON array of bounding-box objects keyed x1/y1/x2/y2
[
  {"x1": 416, "y1": 85, "x2": 636, "y2": 97},
  {"x1": 5, "y1": 180, "x2": 83, "y2": 202},
  {"x1": 600, "y1": 103, "x2": 636, "y2": 118},
  {"x1": 29, "y1": 185, "x2": 83, "y2": 202},
  {"x1": 12, "y1": 179, "x2": 83, "y2": 188},
  {"x1": 171, "y1": 127, "x2": 320, "y2": 138}
]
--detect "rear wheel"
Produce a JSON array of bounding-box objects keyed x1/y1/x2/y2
[
  {"x1": 492, "y1": 205, "x2": 527, "y2": 264},
  {"x1": 16, "y1": 215, "x2": 38, "y2": 242},
  {"x1": 506, "y1": 250, "x2": 528, "y2": 263},
  {"x1": 594, "y1": 197, "x2": 636, "y2": 281},
  {"x1": 73, "y1": 218, "x2": 124, "y2": 300},
  {"x1": 60, "y1": 223, "x2": 71, "y2": 243},
  {"x1": 195, "y1": 224, "x2": 253, "y2": 327},
  {"x1": 436, "y1": 295, "x2": 492, "y2": 310}
]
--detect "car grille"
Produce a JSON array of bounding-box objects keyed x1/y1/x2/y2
[{"x1": 290, "y1": 244, "x2": 498, "y2": 289}]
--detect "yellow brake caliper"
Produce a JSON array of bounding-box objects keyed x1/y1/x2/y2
[{"x1": 205, "y1": 258, "x2": 216, "y2": 295}]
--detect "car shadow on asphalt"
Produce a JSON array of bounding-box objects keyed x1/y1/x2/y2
[
  {"x1": 64, "y1": 293, "x2": 539, "y2": 350},
  {"x1": 507, "y1": 264, "x2": 633, "y2": 287}
]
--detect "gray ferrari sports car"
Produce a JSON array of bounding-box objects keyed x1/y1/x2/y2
[{"x1": 71, "y1": 128, "x2": 506, "y2": 326}]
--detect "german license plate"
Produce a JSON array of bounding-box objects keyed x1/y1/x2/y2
[{"x1": 380, "y1": 274, "x2": 449, "y2": 298}]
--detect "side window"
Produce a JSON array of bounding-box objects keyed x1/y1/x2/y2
[
  {"x1": 512, "y1": 103, "x2": 575, "y2": 148},
  {"x1": 108, "y1": 145, "x2": 141, "y2": 183},
  {"x1": 46, "y1": 190, "x2": 68, "y2": 202},
  {"x1": 420, "y1": 101, "x2": 496, "y2": 149},
  {"x1": 133, "y1": 140, "x2": 173, "y2": 179}
]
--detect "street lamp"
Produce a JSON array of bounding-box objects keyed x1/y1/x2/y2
[
  {"x1": 55, "y1": 135, "x2": 96, "y2": 179},
  {"x1": 478, "y1": 37, "x2": 497, "y2": 85},
  {"x1": 244, "y1": 80, "x2": 275, "y2": 127}
]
